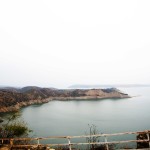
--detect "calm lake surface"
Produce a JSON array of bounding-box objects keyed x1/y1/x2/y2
[{"x1": 21, "y1": 87, "x2": 150, "y2": 138}]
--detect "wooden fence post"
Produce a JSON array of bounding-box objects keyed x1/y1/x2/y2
[
  {"x1": 10, "y1": 138, "x2": 14, "y2": 149},
  {"x1": 147, "y1": 133, "x2": 150, "y2": 148},
  {"x1": 104, "y1": 136, "x2": 109, "y2": 150},
  {"x1": 68, "y1": 137, "x2": 72, "y2": 150},
  {"x1": 37, "y1": 138, "x2": 40, "y2": 145}
]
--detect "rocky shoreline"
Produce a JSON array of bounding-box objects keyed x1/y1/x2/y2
[
  {"x1": 0, "y1": 99, "x2": 50, "y2": 113},
  {"x1": 0, "y1": 86, "x2": 130, "y2": 113}
]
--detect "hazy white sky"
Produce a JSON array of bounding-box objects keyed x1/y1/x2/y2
[{"x1": 0, "y1": 0, "x2": 150, "y2": 88}]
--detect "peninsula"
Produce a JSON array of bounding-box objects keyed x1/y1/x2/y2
[{"x1": 0, "y1": 86, "x2": 130, "y2": 113}]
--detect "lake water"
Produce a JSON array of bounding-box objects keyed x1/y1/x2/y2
[{"x1": 20, "y1": 87, "x2": 150, "y2": 139}]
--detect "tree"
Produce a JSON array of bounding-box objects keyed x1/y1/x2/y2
[
  {"x1": 0, "y1": 112, "x2": 32, "y2": 138},
  {"x1": 85, "y1": 124, "x2": 112, "y2": 150}
]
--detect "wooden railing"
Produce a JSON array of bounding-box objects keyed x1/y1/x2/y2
[{"x1": 0, "y1": 130, "x2": 150, "y2": 150}]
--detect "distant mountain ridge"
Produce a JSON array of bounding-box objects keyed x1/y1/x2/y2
[
  {"x1": 0, "y1": 86, "x2": 130, "y2": 113},
  {"x1": 69, "y1": 84, "x2": 150, "y2": 88}
]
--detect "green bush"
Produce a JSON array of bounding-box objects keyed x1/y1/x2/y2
[{"x1": 0, "y1": 112, "x2": 32, "y2": 138}]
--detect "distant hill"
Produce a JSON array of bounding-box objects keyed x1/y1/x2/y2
[
  {"x1": 0, "y1": 86, "x2": 130, "y2": 113},
  {"x1": 20, "y1": 86, "x2": 42, "y2": 92},
  {"x1": 0, "y1": 86, "x2": 21, "y2": 92},
  {"x1": 69, "y1": 84, "x2": 150, "y2": 89}
]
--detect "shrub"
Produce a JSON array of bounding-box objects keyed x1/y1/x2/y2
[{"x1": 0, "y1": 112, "x2": 32, "y2": 146}]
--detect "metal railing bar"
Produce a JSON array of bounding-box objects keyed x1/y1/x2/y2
[
  {"x1": 0, "y1": 130, "x2": 149, "y2": 141},
  {"x1": 1, "y1": 130, "x2": 150, "y2": 150},
  {"x1": 116, "y1": 148, "x2": 150, "y2": 150},
  {"x1": 7, "y1": 139, "x2": 149, "y2": 147}
]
